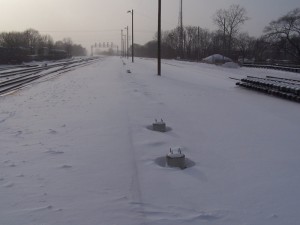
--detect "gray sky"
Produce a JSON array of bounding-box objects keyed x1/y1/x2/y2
[{"x1": 1, "y1": 0, "x2": 299, "y2": 50}]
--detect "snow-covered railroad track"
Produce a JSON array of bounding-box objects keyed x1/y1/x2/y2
[{"x1": 0, "y1": 57, "x2": 100, "y2": 95}]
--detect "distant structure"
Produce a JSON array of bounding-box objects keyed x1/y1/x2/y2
[{"x1": 178, "y1": 0, "x2": 184, "y2": 59}]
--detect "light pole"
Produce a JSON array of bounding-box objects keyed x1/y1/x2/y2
[
  {"x1": 123, "y1": 34, "x2": 127, "y2": 58},
  {"x1": 197, "y1": 26, "x2": 200, "y2": 62},
  {"x1": 124, "y1": 26, "x2": 129, "y2": 59},
  {"x1": 121, "y1": 29, "x2": 124, "y2": 57},
  {"x1": 158, "y1": 0, "x2": 161, "y2": 76},
  {"x1": 127, "y1": 9, "x2": 134, "y2": 63}
]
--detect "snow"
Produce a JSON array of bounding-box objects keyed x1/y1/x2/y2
[
  {"x1": 202, "y1": 54, "x2": 232, "y2": 64},
  {"x1": 222, "y1": 62, "x2": 240, "y2": 68},
  {"x1": 1, "y1": 56, "x2": 300, "y2": 225}
]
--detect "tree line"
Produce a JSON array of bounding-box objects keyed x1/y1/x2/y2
[
  {"x1": 0, "y1": 28, "x2": 86, "y2": 56},
  {"x1": 134, "y1": 5, "x2": 300, "y2": 64}
]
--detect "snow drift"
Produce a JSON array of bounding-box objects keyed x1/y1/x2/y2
[
  {"x1": 202, "y1": 54, "x2": 232, "y2": 64},
  {"x1": 222, "y1": 62, "x2": 240, "y2": 68}
]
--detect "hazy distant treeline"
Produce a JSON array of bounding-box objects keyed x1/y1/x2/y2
[
  {"x1": 0, "y1": 28, "x2": 86, "y2": 56},
  {"x1": 134, "y1": 6, "x2": 300, "y2": 64}
]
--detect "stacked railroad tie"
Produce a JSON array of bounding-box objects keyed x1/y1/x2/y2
[
  {"x1": 236, "y1": 75, "x2": 300, "y2": 103},
  {"x1": 242, "y1": 64, "x2": 300, "y2": 73}
]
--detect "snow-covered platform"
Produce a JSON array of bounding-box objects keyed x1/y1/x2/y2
[{"x1": 1, "y1": 56, "x2": 300, "y2": 225}]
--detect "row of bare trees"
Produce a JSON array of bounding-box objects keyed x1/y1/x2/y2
[
  {"x1": 264, "y1": 8, "x2": 300, "y2": 63},
  {"x1": 0, "y1": 29, "x2": 86, "y2": 56},
  {"x1": 135, "y1": 5, "x2": 300, "y2": 64}
]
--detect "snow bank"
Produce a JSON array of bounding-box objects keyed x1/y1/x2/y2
[
  {"x1": 202, "y1": 54, "x2": 232, "y2": 64},
  {"x1": 222, "y1": 62, "x2": 240, "y2": 68}
]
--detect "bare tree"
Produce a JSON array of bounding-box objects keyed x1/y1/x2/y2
[
  {"x1": 198, "y1": 28, "x2": 212, "y2": 58},
  {"x1": 0, "y1": 32, "x2": 24, "y2": 48},
  {"x1": 264, "y1": 8, "x2": 300, "y2": 62},
  {"x1": 213, "y1": 4, "x2": 249, "y2": 56},
  {"x1": 55, "y1": 38, "x2": 86, "y2": 57},
  {"x1": 235, "y1": 32, "x2": 255, "y2": 63},
  {"x1": 184, "y1": 26, "x2": 198, "y2": 59},
  {"x1": 23, "y1": 29, "x2": 43, "y2": 50},
  {"x1": 41, "y1": 34, "x2": 54, "y2": 49}
]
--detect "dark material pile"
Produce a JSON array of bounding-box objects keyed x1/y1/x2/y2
[{"x1": 236, "y1": 76, "x2": 300, "y2": 103}]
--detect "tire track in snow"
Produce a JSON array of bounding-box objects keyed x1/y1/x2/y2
[
  {"x1": 124, "y1": 113, "x2": 148, "y2": 224},
  {"x1": 118, "y1": 61, "x2": 147, "y2": 224}
]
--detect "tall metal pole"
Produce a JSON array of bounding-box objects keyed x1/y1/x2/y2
[
  {"x1": 131, "y1": 10, "x2": 134, "y2": 62},
  {"x1": 123, "y1": 34, "x2": 127, "y2": 58},
  {"x1": 121, "y1": 29, "x2": 123, "y2": 57},
  {"x1": 158, "y1": 0, "x2": 161, "y2": 76},
  {"x1": 179, "y1": 0, "x2": 184, "y2": 59},
  {"x1": 126, "y1": 26, "x2": 129, "y2": 59},
  {"x1": 197, "y1": 26, "x2": 200, "y2": 62},
  {"x1": 127, "y1": 10, "x2": 135, "y2": 63}
]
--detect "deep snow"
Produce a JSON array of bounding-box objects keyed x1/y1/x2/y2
[{"x1": 1, "y1": 56, "x2": 300, "y2": 225}]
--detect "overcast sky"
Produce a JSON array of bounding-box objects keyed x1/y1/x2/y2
[{"x1": 1, "y1": 0, "x2": 299, "y2": 50}]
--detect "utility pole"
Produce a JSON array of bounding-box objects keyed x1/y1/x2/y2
[
  {"x1": 223, "y1": 18, "x2": 226, "y2": 62},
  {"x1": 197, "y1": 26, "x2": 200, "y2": 62},
  {"x1": 123, "y1": 34, "x2": 127, "y2": 58},
  {"x1": 129, "y1": 9, "x2": 135, "y2": 62},
  {"x1": 125, "y1": 26, "x2": 129, "y2": 59},
  {"x1": 158, "y1": 0, "x2": 161, "y2": 76},
  {"x1": 128, "y1": 9, "x2": 134, "y2": 62},
  {"x1": 178, "y1": 0, "x2": 184, "y2": 59},
  {"x1": 121, "y1": 29, "x2": 124, "y2": 57}
]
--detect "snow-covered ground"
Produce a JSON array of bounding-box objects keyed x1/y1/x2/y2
[{"x1": 1, "y1": 56, "x2": 300, "y2": 225}]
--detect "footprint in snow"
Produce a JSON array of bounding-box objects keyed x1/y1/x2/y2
[
  {"x1": 45, "y1": 149, "x2": 64, "y2": 155},
  {"x1": 54, "y1": 208, "x2": 63, "y2": 212},
  {"x1": 0, "y1": 111, "x2": 15, "y2": 123},
  {"x1": 59, "y1": 165, "x2": 72, "y2": 169},
  {"x1": 49, "y1": 129, "x2": 57, "y2": 135},
  {"x1": 3, "y1": 182, "x2": 14, "y2": 188},
  {"x1": 144, "y1": 141, "x2": 166, "y2": 147},
  {"x1": 28, "y1": 205, "x2": 53, "y2": 212},
  {"x1": 15, "y1": 131, "x2": 22, "y2": 137}
]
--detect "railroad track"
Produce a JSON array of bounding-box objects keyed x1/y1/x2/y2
[{"x1": 0, "y1": 57, "x2": 101, "y2": 96}]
